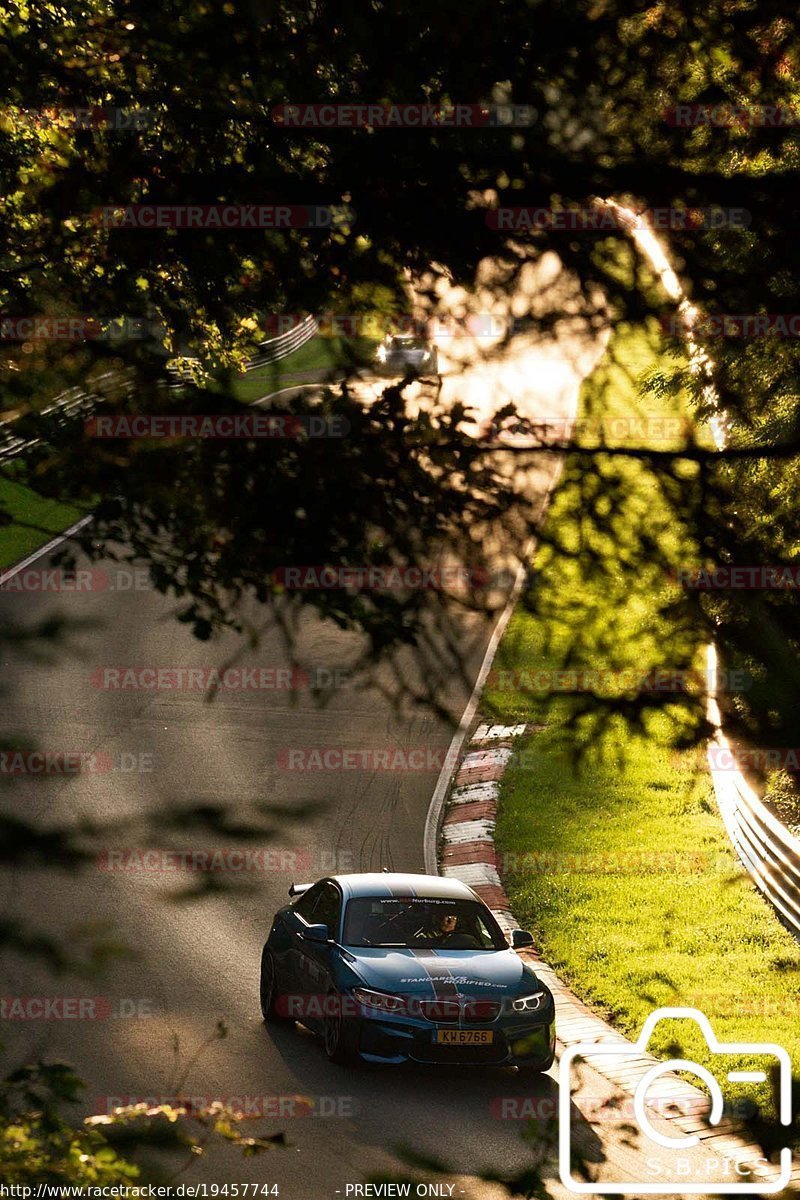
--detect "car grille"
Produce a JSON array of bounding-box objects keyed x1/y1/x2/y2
[
  {"x1": 463, "y1": 999, "x2": 502, "y2": 1022},
  {"x1": 417, "y1": 999, "x2": 460, "y2": 1022},
  {"x1": 417, "y1": 998, "x2": 501, "y2": 1024}
]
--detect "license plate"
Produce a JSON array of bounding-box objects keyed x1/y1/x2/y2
[{"x1": 434, "y1": 1029, "x2": 494, "y2": 1045}]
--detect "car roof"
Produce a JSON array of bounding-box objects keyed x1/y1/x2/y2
[{"x1": 330, "y1": 871, "x2": 475, "y2": 902}]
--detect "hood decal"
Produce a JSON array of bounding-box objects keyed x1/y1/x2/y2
[
  {"x1": 408, "y1": 949, "x2": 460, "y2": 1000},
  {"x1": 347, "y1": 947, "x2": 529, "y2": 996}
]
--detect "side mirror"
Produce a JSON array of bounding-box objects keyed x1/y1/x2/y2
[
  {"x1": 302, "y1": 923, "x2": 330, "y2": 944},
  {"x1": 511, "y1": 929, "x2": 535, "y2": 949}
]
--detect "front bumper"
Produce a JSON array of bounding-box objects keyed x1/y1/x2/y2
[
  {"x1": 379, "y1": 355, "x2": 436, "y2": 374},
  {"x1": 352, "y1": 1007, "x2": 556, "y2": 1068}
]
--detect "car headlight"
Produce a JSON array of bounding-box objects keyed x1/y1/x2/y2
[
  {"x1": 352, "y1": 987, "x2": 409, "y2": 1015},
  {"x1": 511, "y1": 991, "x2": 547, "y2": 1013}
]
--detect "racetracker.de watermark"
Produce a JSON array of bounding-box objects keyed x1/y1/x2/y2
[
  {"x1": 270, "y1": 565, "x2": 512, "y2": 590},
  {"x1": 486, "y1": 666, "x2": 752, "y2": 694},
  {"x1": 264, "y1": 312, "x2": 524, "y2": 338},
  {"x1": 663, "y1": 104, "x2": 800, "y2": 128},
  {"x1": 274, "y1": 992, "x2": 530, "y2": 1021},
  {"x1": 96, "y1": 848, "x2": 355, "y2": 874},
  {"x1": 486, "y1": 415, "x2": 693, "y2": 442},
  {"x1": 486, "y1": 206, "x2": 751, "y2": 232},
  {"x1": 94, "y1": 204, "x2": 350, "y2": 229},
  {"x1": 1, "y1": 996, "x2": 155, "y2": 1020},
  {"x1": 0, "y1": 567, "x2": 152, "y2": 593},
  {"x1": 497, "y1": 849, "x2": 723, "y2": 875},
  {"x1": 673, "y1": 565, "x2": 800, "y2": 589},
  {"x1": 0, "y1": 750, "x2": 153, "y2": 775},
  {"x1": 276, "y1": 746, "x2": 450, "y2": 771},
  {"x1": 271, "y1": 102, "x2": 537, "y2": 127},
  {"x1": 90, "y1": 666, "x2": 349, "y2": 691},
  {"x1": 687, "y1": 992, "x2": 800, "y2": 1018},
  {"x1": 0, "y1": 316, "x2": 163, "y2": 341},
  {"x1": 708, "y1": 746, "x2": 800, "y2": 772},
  {"x1": 491, "y1": 1093, "x2": 757, "y2": 1120},
  {"x1": 93, "y1": 1093, "x2": 357, "y2": 1118},
  {"x1": 84, "y1": 413, "x2": 348, "y2": 439},
  {"x1": 7, "y1": 105, "x2": 154, "y2": 130},
  {"x1": 662, "y1": 313, "x2": 800, "y2": 338}
]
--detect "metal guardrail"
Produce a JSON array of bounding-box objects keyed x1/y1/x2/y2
[
  {"x1": 706, "y1": 646, "x2": 800, "y2": 938},
  {"x1": 168, "y1": 314, "x2": 317, "y2": 384},
  {"x1": 0, "y1": 369, "x2": 135, "y2": 463},
  {"x1": 624, "y1": 176, "x2": 800, "y2": 943},
  {"x1": 708, "y1": 733, "x2": 800, "y2": 937},
  {"x1": 0, "y1": 317, "x2": 318, "y2": 456},
  {"x1": 244, "y1": 314, "x2": 317, "y2": 370}
]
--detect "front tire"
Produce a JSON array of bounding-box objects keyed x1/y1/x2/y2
[
  {"x1": 516, "y1": 1048, "x2": 556, "y2": 1075},
  {"x1": 323, "y1": 989, "x2": 354, "y2": 1064},
  {"x1": 260, "y1": 947, "x2": 290, "y2": 1023}
]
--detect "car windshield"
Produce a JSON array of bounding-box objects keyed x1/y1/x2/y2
[
  {"x1": 389, "y1": 336, "x2": 428, "y2": 350},
  {"x1": 342, "y1": 897, "x2": 507, "y2": 950}
]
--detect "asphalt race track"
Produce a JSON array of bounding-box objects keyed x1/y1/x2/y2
[
  {"x1": 0, "y1": 535, "x2": 562, "y2": 1195},
  {"x1": 0, "y1": 260, "x2": 722, "y2": 1197}
]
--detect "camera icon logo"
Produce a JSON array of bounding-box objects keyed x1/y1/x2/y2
[{"x1": 558, "y1": 1007, "x2": 793, "y2": 1194}]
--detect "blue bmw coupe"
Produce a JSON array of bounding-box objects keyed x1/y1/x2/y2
[{"x1": 259, "y1": 872, "x2": 555, "y2": 1072}]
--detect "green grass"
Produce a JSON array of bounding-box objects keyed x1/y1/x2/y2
[
  {"x1": 0, "y1": 469, "x2": 86, "y2": 570},
  {"x1": 0, "y1": 333, "x2": 379, "y2": 566},
  {"x1": 490, "y1": 317, "x2": 800, "y2": 1116},
  {"x1": 222, "y1": 333, "x2": 379, "y2": 403},
  {"x1": 485, "y1": 318, "x2": 705, "y2": 725}
]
